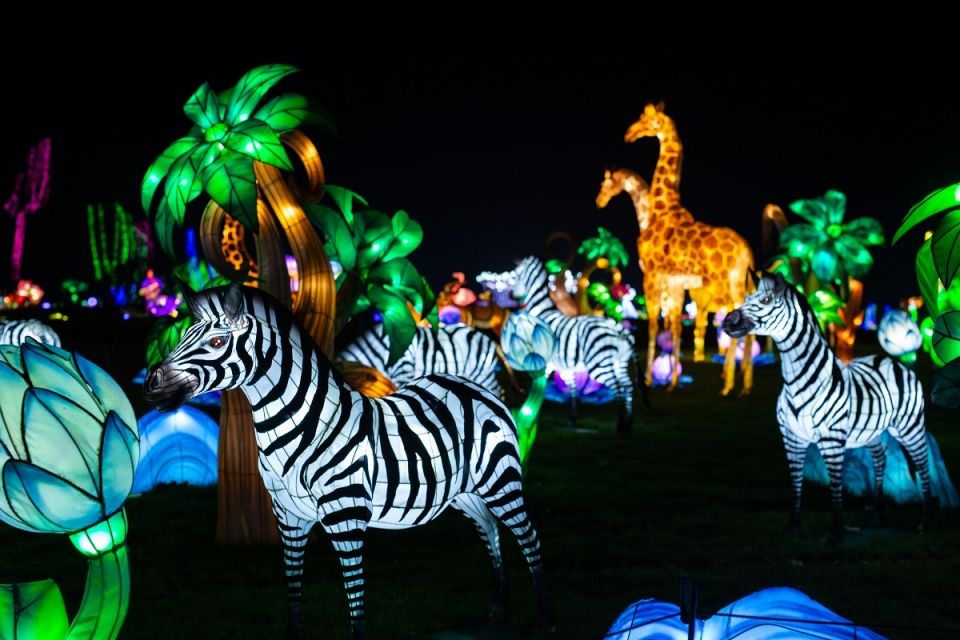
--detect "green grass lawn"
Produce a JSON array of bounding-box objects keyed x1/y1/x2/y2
[{"x1": 1, "y1": 338, "x2": 958, "y2": 639}]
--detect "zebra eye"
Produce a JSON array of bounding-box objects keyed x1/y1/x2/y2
[
  {"x1": 761, "y1": 296, "x2": 771, "y2": 305},
  {"x1": 209, "y1": 336, "x2": 227, "y2": 348}
]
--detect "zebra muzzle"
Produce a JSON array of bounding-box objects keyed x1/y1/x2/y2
[{"x1": 721, "y1": 310, "x2": 754, "y2": 338}]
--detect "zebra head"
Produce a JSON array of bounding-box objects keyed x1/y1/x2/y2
[
  {"x1": 722, "y1": 271, "x2": 795, "y2": 340},
  {"x1": 144, "y1": 283, "x2": 255, "y2": 412},
  {"x1": 511, "y1": 256, "x2": 546, "y2": 306}
]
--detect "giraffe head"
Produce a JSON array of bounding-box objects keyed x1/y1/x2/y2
[
  {"x1": 596, "y1": 169, "x2": 652, "y2": 230},
  {"x1": 624, "y1": 102, "x2": 673, "y2": 143}
]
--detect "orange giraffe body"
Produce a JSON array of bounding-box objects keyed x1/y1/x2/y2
[{"x1": 616, "y1": 103, "x2": 755, "y2": 395}]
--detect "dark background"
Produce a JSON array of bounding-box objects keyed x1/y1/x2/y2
[{"x1": 2, "y1": 7, "x2": 958, "y2": 305}]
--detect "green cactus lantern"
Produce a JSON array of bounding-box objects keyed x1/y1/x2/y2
[
  {"x1": 0, "y1": 341, "x2": 139, "y2": 640},
  {"x1": 501, "y1": 312, "x2": 558, "y2": 469}
]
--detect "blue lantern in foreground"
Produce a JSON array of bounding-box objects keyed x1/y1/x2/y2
[
  {"x1": 0, "y1": 341, "x2": 139, "y2": 640},
  {"x1": 133, "y1": 406, "x2": 219, "y2": 493}
]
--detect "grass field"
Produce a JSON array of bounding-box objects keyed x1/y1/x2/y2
[{"x1": 0, "y1": 315, "x2": 958, "y2": 639}]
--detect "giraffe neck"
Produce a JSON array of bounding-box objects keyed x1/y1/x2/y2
[
  {"x1": 617, "y1": 171, "x2": 650, "y2": 232},
  {"x1": 651, "y1": 122, "x2": 683, "y2": 211}
]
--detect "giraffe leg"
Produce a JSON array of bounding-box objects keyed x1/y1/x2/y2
[
  {"x1": 868, "y1": 439, "x2": 887, "y2": 526},
  {"x1": 817, "y1": 437, "x2": 846, "y2": 544},
  {"x1": 891, "y1": 421, "x2": 938, "y2": 531},
  {"x1": 274, "y1": 507, "x2": 311, "y2": 640},
  {"x1": 720, "y1": 336, "x2": 737, "y2": 397},
  {"x1": 692, "y1": 301, "x2": 709, "y2": 363},
  {"x1": 451, "y1": 494, "x2": 509, "y2": 622},
  {"x1": 644, "y1": 285, "x2": 660, "y2": 387},
  {"x1": 669, "y1": 306, "x2": 682, "y2": 391},
  {"x1": 782, "y1": 430, "x2": 807, "y2": 539},
  {"x1": 321, "y1": 509, "x2": 371, "y2": 639},
  {"x1": 739, "y1": 334, "x2": 755, "y2": 396},
  {"x1": 479, "y1": 469, "x2": 555, "y2": 632}
]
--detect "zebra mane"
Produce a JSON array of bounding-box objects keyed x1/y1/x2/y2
[{"x1": 186, "y1": 284, "x2": 290, "y2": 332}]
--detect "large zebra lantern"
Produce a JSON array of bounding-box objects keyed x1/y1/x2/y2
[
  {"x1": 723, "y1": 272, "x2": 936, "y2": 542},
  {"x1": 0, "y1": 318, "x2": 61, "y2": 347},
  {"x1": 511, "y1": 256, "x2": 638, "y2": 431},
  {"x1": 337, "y1": 322, "x2": 502, "y2": 398},
  {"x1": 143, "y1": 284, "x2": 554, "y2": 639}
]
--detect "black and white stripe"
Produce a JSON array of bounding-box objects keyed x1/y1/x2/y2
[
  {"x1": 0, "y1": 319, "x2": 61, "y2": 347},
  {"x1": 723, "y1": 273, "x2": 935, "y2": 540},
  {"x1": 512, "y1": 256, "x2": 637, "y2": 430},
  {"x1": 337, "y1": 323, "x2": 502, "y2": 398},
  {"x1": 144, "y1": 284, "x2": 553, "y2": 639}
]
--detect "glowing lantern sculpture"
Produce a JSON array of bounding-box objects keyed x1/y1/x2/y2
[
  {"x1": 894, "y1": 180, "x2": 960, "y2": 408},
  {"x1": 142, "y1": 65, "x2": 429, "y2": 544},
  {"x1": 0, "y1": 341, "x2": 139, "y2": 640},
  {"x1": 132, "y1": 406, "x2": 219, "y2": 492},
  {"x1": 765, "y1": 191, "x2": 884, "y2": 362},
  {"x1": 877, "y1": 309, "x2": 922, "y2": 364},
  {"x1": 3, "y1": 138, "x2": 51, "y2": 285},
  {"x1": 606, "y1": 586, "x2": 884, "y2": 639},
  {"x1": 608, "y1": 105, "x2": 757, "y2": 395},
  {"x1": 501, "y1": 311, "x2": 558, "y2": 467}
]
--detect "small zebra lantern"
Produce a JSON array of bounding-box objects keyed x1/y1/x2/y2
[
  {"x1": 144, "y1": 283, "x2": 555, "y2": 639},
  {"x1": 878, "y1": 310, "x2": 922, "y2": 358}
]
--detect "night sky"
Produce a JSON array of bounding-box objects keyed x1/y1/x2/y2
[{"x1": 3, "y1": 8, "x2": 959, "y2": 306}]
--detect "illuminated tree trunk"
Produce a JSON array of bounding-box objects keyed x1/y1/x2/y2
[
  {"x1": 201, "y1": 131, "x2": 333, "y2": 545},
  {"x1": 833, "y1": 278, "x2": 863, "y2": 363}
]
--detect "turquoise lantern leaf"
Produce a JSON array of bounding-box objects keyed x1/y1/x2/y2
[
  {"x1": 222, "y1": 119, "x2": 294, "y2": 171},
  {"x1": 894, "y1": 182, "x2": 960, "y2": 244},
  {"x1": 845, "y1": 217, "x2": 885, "y2": 247},
  {"x1": 100, "y1": 412, "x2": 139, "y2": 516},
  {"x1": 833, "y1": 235, "x2": 873, "y2": 280},
  {"x1": 917, "y1": 239, "x2": 941, "y2": 321},
  {"x1": 780, "y1": 224, "x2": 826, "y2": 260},
  {"x1": 202, "y1": 157, "x2": 259, "y2": 231},
  {"x1": 823, "y1": 189, "x2": 847, "y2": 225},
  {"x1": 225, "y1": 64, "x2": 298, "y2": 126},
  {"x1": 0, "y1": 363, "x2": 28, "y2": 458},
  {"x1": 811, "y1": 248, "x2": 840, "y2": 283},
  {"x1": 789, "y1": 196, "x2": 830, "y2": 230},
  {"x1": 931, "y1": 210, "x2": 960, "y2": 288},
  {"x1": 75, "y1": 353, "x2": 139, "y2": 433},
  {"x1": 933, "y1": 311, "x2": 960, "y2": 363},
  {"x1": 141, "y1": 137, "x2": 198, "y2": 214},
  {"x1": 183, "y1": 82, "x2": 222, "y2": 130},
  {"x1": 24, "y1": 389, "x2": 103, "y2": 496},
  {"x1": 2, "y1": 461, "x2": 101, "y2": 532},
  {"x1": 255, "y1": 93, "x2": 337, "y2": 134}
]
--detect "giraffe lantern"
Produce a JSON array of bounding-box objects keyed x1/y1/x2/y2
[{"x1": 604, "y1": 102, "x2": 755, "y2": 395}]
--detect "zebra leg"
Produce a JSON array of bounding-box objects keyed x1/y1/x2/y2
[
  {"x1": 892, "y1": 422, "x2": 938, "y2": 531},
  {"x1": 782, "y1": 431, "x2": 807, "y2": 538},
  {"x1": 274, "y1": 508, "x2": 311, "y2": 640},
  {"x1": 451, "y1": 494, "x2": 509, "y2": 622},
  {"x1": 613, "y1": 359, "x2": 633, "y2": 434},
  {"x1": 321, "y1": 510, "x2": 370, "y2": 639},
  {"x1": 868, "y1": 440, "x2": 887, "y2": 525},
  {"x1": 479, "y1": 470, "x2": 555, "y2": 631},
  {"x1": 559, "y1": 369, "x2": 578, "y2": 429},
  {"x1": 817, "y1": 437, "x2": 846, "y2": 544}
]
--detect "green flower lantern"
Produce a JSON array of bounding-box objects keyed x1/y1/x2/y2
[
  {"x1": 501, "y1": 313, "x2": 558, "y2": 468},
  {"x1": 781, "y1": 189, "x2": 884, "y2": 284},
  {"x1": 0, "y1": 341, "x2": 139, "y2": 640}
]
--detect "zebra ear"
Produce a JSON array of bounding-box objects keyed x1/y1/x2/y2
[
  {"x1": 772, "y1": 272, "x2": 788, "y2": 295},
  {"x1": 176, "y1": 278, "x2": 204, "y2": 318},
  {"x1": 222, "y1": 283, "x2": 245, "y2": 322},
  {"x1": 747, "y1": 267, "x2": 760, "y2": 288}
]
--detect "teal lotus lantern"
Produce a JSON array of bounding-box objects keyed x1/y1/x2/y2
[
  {"x1": 501, "y1": 313, "x2": 558, "y2": 468},
  {"x1": 0, "y1": 341, "x2": 139, "y2": 640}
]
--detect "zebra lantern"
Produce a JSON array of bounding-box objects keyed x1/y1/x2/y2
[
  {"x1": 143, "y1": 283, "x2": 555, "y2": 639},
  {"x1": 723, "y1": 271, "x2": 936, "y2": 542}
]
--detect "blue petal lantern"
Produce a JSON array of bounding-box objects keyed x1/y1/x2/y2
[
  {"x1": 501, "y1": 312, "x2": 557, "y2": 372},
  {"x1": 878, "y1": 310, "x2": 922, "y2": 357}
]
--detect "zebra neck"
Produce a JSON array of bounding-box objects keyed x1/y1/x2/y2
[
  {"x1": 773, "y1": 306, "x2": 841, "y2": 405},
  {"x1": 524, "y1": 283, "x2": 556, "y2": 316},
  {"x1": 242, "y1": 321, "x2": 352, "y2": 456}
]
